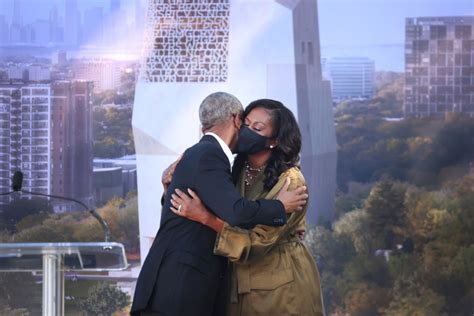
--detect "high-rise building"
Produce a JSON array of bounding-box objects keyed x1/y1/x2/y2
[
  {"x1": 50, "y1": 80, "x2": 94, "y2": 208},
  {"x1": 324, "y1": 57, "x2": 375, "y2": 101},
  {"x1": 32, "y1": 19, "x2": 50, "y2": 45},
  {"x1": 404, "y1": 16, "x2": 474, "y2": 118},
  {"x1": 0, "y1": 81, "x2": 93, "y2": 208},
  {"x1": 0, "y1": 15, "x2": 9, "y2": 44},
  {"x1": 134, "y1": 0, "x2": 337, "y2": 260},
  {"x1": 111, "y1": 0, "x2": 121, "y2": 12},
  {"x1": 135, "y1": 0, "x2": 144, "y2": 32},
  {"x1": 49, "y1": 5, "x2": 60, "y2": 43},
  {"x1": 107, "y1": 0, "x2": 126, "y2": 45},
  {"x1": 12, "y1": 0, "x2": 22, "y2": 27},
  {"x1": 83, "y1": 7, "x2": 104, "y2": 45},
  {"x1": 20, "y1": 24, "x2": 34, "y2": 43},
  {"x1": 65, "y1": 0, "x2": 79, "y2": 46},
  {"x1": 0, "y1": 84, "x2": 51, "y2": 199}
]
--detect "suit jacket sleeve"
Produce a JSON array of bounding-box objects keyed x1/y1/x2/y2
[{"x1": 194, "y1": 148, "x2": 286, "y2": 228}]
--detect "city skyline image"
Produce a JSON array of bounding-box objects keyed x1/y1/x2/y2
[
  {"x1": 0, "y1": 0, "x2": 472, "y2": 68},
  {"x1": 0, "y1": 0, "x2": 472, "y2": 315}
]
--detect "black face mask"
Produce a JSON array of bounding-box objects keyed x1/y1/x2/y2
[{"x1": 237, "y1": 126, "x2": 272, "y2": 154}]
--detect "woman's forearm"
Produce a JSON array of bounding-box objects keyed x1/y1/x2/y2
[{"x1": 203, "y1": 214, "x2": 225, "y2": 233}]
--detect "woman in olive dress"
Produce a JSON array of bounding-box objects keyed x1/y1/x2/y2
[{"x1": 170, "y1": 99, "x2": 325, "y2": 316}]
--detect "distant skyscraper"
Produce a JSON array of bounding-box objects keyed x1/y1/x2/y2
[
  {"x1": 20, "y1": 24, "x2": 34, "y2": 43},
  {"x1": 49, "y1": 5, "x2": 60, "y2": 43},
  {"x1": 32, "y1": 19, "x2": 50, "y2": 45},
  {"x1": 134, "y1": 0, "x2": 337, "y2": 260},
  {"x1": 107, "y1": 0, "x2": 125, "y2": 45},
  {"x1": 0, "y1": 15, "x2": 9, "y2": 44},
  {"x1": 324, "y1": 57, "x2": 375, "y2": 101},
  {"x1": 83, "y1": 7, "x2": 104, "y2": 45},
  {"x1": 13, "y1": 0, "x2": 22, "y2": 26},
  {"x1": 404, "y1": 16, "x2": 474, "y2": 118},
  {"x1": 9, "y1": 0, "x2": 22, "y2": 43},
  {"x1": 135, "y1": 0, "x2": 144, "y2": 32},
  {"x1": 111, "y1": 0, "x2": 121, "y2": 12},
  {"x1": 65, "y1": 0, "x2": 79, "y2": 46}
]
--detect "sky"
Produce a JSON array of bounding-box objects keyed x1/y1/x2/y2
[
  {"x1": 0, "y1": 0, "x2": 473, "y2": 70},
  {"x1": 317, "y1": 0, "x2": 474, "y2": 70},
  {"x1": 0, "y1": 0, "x2": 143, "y2": 24}
]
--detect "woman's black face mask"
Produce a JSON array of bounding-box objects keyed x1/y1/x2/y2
[{"x1": 237, "y1": 125, "x2": 273, "y2": 154}]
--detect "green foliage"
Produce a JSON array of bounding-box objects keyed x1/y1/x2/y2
[
  {"x1": 325, "y1": 76, "x2": 473, "y2": 314},
  {"x1": 0, "y1": 197, "x2": 53, "y2": 232},
  {"x1": 364, "y1": 181, "x2": 406, "y2": 249},
  {"x1": 333, "y1": 209, "x2": 371, "y2": 254},
  {"x1": 337, "y1": 116, "x2": 474, "y2": 191},
  {"x1": 342, "y1": 282, "x2": 391, "y2": 316},
  {"x1": 334, "y1": 182, "x2": 371, "y2": 217},
  {"x1": 4, "y1": 196, "x2": 139, "y2": 256},
  {"x1": 93, "y1": 106, "x2": 135, "y2": 158},
  {"x1": 308, "y1": 173, "x2": 474, "y2": 315},
  {"x1": 0, "y1": 195, "x2": 139, "y2": 313},
  {"x1": 0, "y1": 273, "x2": 41, "y2": 313},
  {"x1": 383, "y1": 277, "x2": 447, "y2": 316},
  {"x1": 77, "y1": 282, "x2": 130, "y2": 315},
  {"x1": 304, "y1": 225, "x2": 355, "y2": 275}
]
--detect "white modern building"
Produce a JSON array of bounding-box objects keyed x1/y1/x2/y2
[
  {"x1": 323, "y1": 57, "x2": 375, "y2": 101},
  {"x1": 133, "y1": 0, "x2": 338, "y2": 261}
]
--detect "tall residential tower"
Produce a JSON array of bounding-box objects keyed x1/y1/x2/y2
[{"x1": 405, "y1": 16, "x2": 474, "y2": 118}]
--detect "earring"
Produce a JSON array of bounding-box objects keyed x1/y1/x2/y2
[{"x1": 270, "y1": 145, "x2": 275, "y2": 149}]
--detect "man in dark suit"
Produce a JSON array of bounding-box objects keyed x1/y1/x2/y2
[{"x1": 131, "y1": 92, "x2": 307, "y2": 315}]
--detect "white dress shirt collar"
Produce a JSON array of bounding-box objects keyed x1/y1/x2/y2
[{"x1": 205, "y1": 132, "x2": 235, "y2": 168}]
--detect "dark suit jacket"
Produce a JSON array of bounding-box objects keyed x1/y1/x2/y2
[{"x1": 131, "y1": 135, "x2": 286, "y2": 315}]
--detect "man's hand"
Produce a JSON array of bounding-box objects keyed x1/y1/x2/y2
[
  {"x1": 276, "y1": 177, "x2": 308, "y2": 213},
  {"x1": 161, "y1": 155, "x2": 182, "y2": 192}
]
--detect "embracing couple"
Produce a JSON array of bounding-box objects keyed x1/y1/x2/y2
[{"x1": 131, "y1": 92, "x2": 325, "y2": 316}]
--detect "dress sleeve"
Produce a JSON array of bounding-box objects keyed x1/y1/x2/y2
[{"x1": 214, "y1": 172, "x2": 307, "y2": 264}]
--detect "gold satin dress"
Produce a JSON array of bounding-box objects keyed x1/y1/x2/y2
[{"x1": 214, "y1": 167, "x2": 325, "y2": 316}]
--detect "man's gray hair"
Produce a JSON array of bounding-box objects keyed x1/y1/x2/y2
[{"x1": 199, "y1": 92, "x2": 243, "y2": 130}]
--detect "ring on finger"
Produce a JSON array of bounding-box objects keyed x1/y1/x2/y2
[{"x1": 177, "y1": 204, "x2": 182, "y2": 212}]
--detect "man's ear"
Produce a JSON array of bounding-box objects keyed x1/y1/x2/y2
[{"x1": 233, "y1": 114, "x2": 242, "y2": 129}]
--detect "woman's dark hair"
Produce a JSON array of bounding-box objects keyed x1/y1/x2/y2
[{"x1": 232, "y1": 99, "x2": 302, "y2": 190}]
